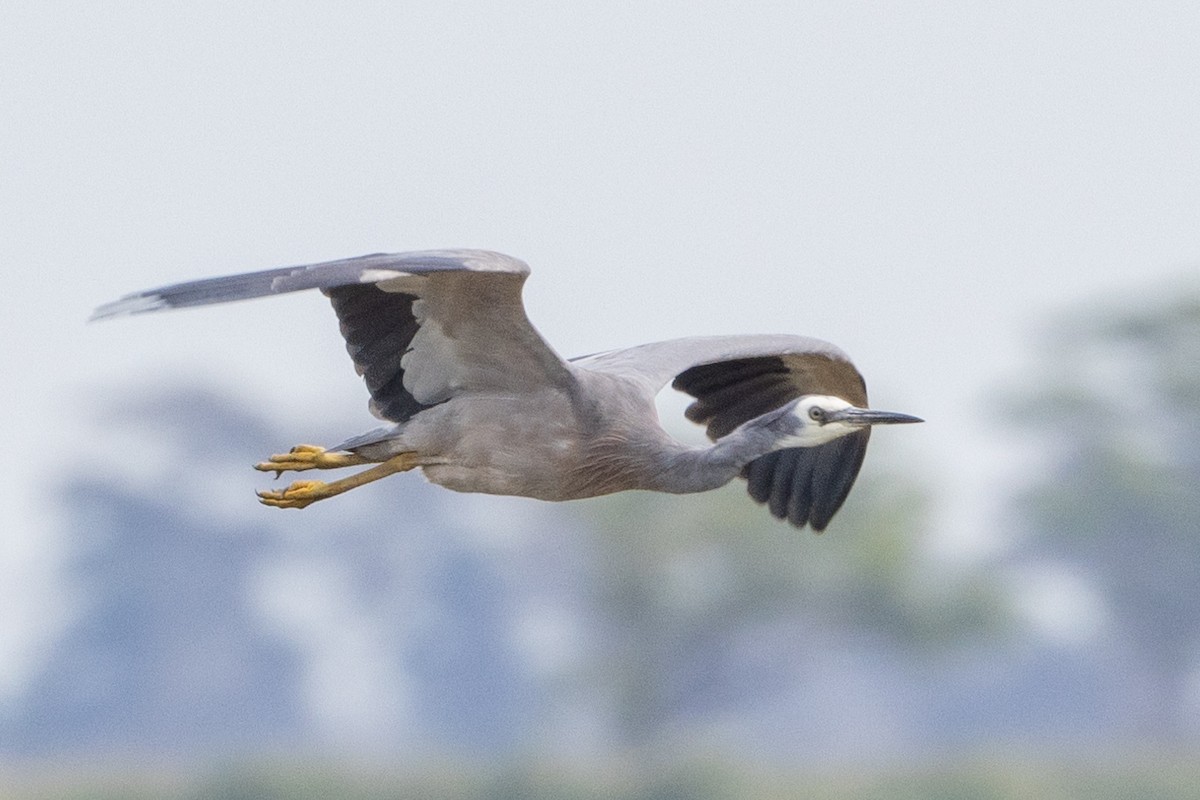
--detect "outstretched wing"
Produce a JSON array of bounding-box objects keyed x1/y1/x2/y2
[
  {"x1": 92, "y1": 250, "x2": 574, "y2": 423},
  {"x1": 573, "y1": 335, "x2": 871, "y2": 531}
]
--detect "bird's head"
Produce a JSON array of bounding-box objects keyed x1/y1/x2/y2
[{"x1": 757, "y1": 395, "x2": 924, "y2": 449}]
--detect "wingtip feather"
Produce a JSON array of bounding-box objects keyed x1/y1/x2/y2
[{"x1": 89, "y1": 293, "x2": 168, "y2": 321}]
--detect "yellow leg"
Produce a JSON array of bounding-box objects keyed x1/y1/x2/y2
[
  {"x1": 257, "y1": 452, "x2": 421, "y2": 509},
  {"x1": 254, "y1": 444, "x2": 371, "y2": 476}
]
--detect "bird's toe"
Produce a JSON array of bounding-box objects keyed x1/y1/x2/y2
[
  {"x1": 254, "y1": 444, "x2": 365, "y2": 474},
  {"x1": 257, "y1": 479, "x2": 327, "y2": 508}
]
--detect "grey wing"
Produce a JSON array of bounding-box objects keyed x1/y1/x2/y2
[
  {"x1": 93, "y1": 249, "x2": 575, "y2": 423},
  {"x1": 573, "y1": 335, "x2": 870, "y2": 531}
]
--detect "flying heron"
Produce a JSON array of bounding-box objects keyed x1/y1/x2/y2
[{"x1": 93, "y1": 250, "x2": 921, "y2": 531}]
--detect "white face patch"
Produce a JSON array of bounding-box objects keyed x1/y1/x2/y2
[{"x1": 777, "y1": 395, "x2": 860, "y2": 448}]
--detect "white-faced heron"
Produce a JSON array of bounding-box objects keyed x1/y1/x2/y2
[{"x1": 93, "y1": 250, "x2": 921, "y2": 531}]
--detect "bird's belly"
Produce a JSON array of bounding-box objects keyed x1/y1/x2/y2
[
  {"x1": 411, "y1": 396, "x2": 602, "y2": 501},
  {"x1": 421, "y1": 432, "x2": 608, "y2": 500},
  {"x1": 420, "y1": 462, "x2": 585, "y2": 501}
]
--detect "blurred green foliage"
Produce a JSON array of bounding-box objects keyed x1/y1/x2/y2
[
  {"x1": 579, "y1": 463, "x2": 1011, "y2": 745},
  {"x1": 1009, "y1": 292, "x2": 1200, "y2": 738},
  {"x1": 587, "y1": 466, "x2": 1004, "y2": 647},
  {"x1": 5, "y1": 755, "x2": 1200, "y2": 800}
]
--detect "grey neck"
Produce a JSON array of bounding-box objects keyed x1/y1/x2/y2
[{"x1": 645, "y1": 425, "x2": 782, "y2": 495}]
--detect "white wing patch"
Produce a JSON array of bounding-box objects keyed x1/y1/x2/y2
[
  {"x1": 359, "y1": 269, "x2": 416, "y2": 284},
  {"x1": 372, "y1": 274, "x2": 431, "y2": 294},
  {"x1": 457, "y1": 250, "x2": 530, "y2": 273}
]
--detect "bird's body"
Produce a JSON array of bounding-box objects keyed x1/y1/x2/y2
[{"x1": 94, "y1": 249, "x2": 921, "y2": 530}]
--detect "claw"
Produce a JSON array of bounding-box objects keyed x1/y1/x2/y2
[
  {"x1": 256, "y1": 451, "x2": 422, "y2": 510},
  {"x1": 254, "y1": 444, "x2": 367, "y2": 474},
  {"x1": 257, "y1": 480, "x2": 328, "y2": 509}
]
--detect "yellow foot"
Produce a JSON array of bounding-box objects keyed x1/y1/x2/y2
[
  {"x1": 256, "y1": 451, "x2": 423, "y2": 510},
  {"x1": 257, "y1": 480, "x2": 330, "y2": 509},
  {"x1": 254, "y1": 444, "x2": 369, "y2": 476}
]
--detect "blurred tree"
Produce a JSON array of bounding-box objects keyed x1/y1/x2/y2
[
  {"x1": 0, "y1": 388, "x2": 306, "y2": 756},
  {"x1": 573, "y1": 449, "x2": 1008, "y2": 751},
  {"x1": 405, "y1": 548, "x2": 538, "y2": 756},
  {"x1": 0, "y1": 383, "x2": 550, "y2": 760},
  {"x1": 1009, "y1": 293, "x2": 1200, "y2": 741}
]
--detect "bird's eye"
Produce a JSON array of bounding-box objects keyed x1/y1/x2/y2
[{"x1": 808, "y1": 406, "x2": 825, "y2": 422}]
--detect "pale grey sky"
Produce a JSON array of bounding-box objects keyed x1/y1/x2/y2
[{"x1": 3, "y1": 1, "x2": 1199, "y2": 696}]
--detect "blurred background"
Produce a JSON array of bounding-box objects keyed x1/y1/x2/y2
[{"x1": 2, "y1": 2, "x2": 1199, "y2": 797}]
